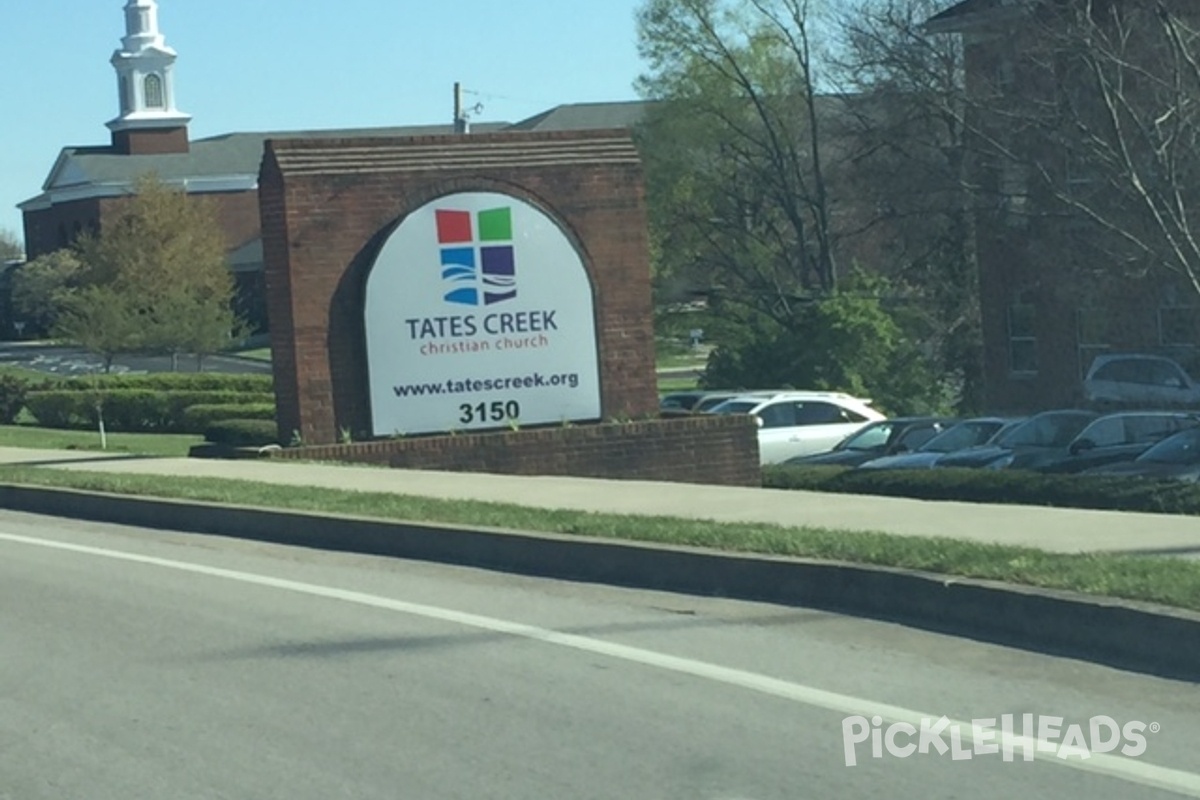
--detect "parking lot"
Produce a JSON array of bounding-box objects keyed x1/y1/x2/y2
[
  {"x1": 664, "y1": 377, "x2": 1200, "y2": 481},
  {"x1": 0, "y1": 341, "x2": 271, "y2": 377}
]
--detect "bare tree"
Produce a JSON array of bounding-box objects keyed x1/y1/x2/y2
[{"x1": 975, "y1": 0, "x2": 1200, "y2": 298}]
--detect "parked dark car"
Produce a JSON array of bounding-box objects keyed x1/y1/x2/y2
[
  {"x1": 692, "y1": 391, "x2": 752, "y2": 412},
  {"x1": 1035, "y1": 411, "x2": 1200, "y2": 474},
  {"x1": 783, "y1": 417, "x2": 956, "y2": 467},
  {"x1": 934, "y1": 410, "x2": 1098, "y2": 470},
  {"x1": 659, "y1": 390, "x2": 761, "y2": 415},
  {"x1": 1082, "y1": 426, "x2": 1200, "y2": 482},
  {"x1": 857, "y1": 417, "x2": 1021, "y2": 470},
  {"x1": 660, "y1": 390, "x2": 712, "y2": 415}
]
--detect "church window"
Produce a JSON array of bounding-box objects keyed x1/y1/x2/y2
[{"x1": 144, "y1": 74, "x2": 164, "y2": 108}]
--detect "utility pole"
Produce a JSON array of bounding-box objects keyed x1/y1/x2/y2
[{"x1": 454, "y1": 82, "x2": 469, "y2": 134}]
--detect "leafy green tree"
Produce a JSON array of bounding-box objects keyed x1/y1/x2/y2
[
  {"x1": 10, "y1": 249, "x2": 83, "y2": 336},
  {"x1": 150, "y1": 283, "x2": 246, "y2": 370},
  {"x1": 69, "y1": 174, "x2": 241, "y2": 370},
  {"x1": 831, "y1": 0, "x2": 984, "y2": 412},
  {"x1": 636, "y1": 0, "x2": 838, "y2": 323},
  {"x1": 702, "y1": 274, "x2": 951, "y2": 414},
  {"x1": 636, "y1": 0, "x2": 958, "y2": 415},
  {"x1": 52, "y1": 286, "x2": 147, "y2": 446},
  {"x1": 53, "y1": 286, "x2": 146, "y2": 374}
]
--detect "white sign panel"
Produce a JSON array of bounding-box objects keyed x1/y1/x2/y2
[{"x1": 365, "y1": 192, "x2": 602, "y2": 436}]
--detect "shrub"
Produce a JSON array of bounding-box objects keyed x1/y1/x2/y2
[
  {"x1": 56, "y1": 373, "x2": 273, "y2": 393},
  {"x1": 701, "y1": 275, "x2": 953, "y2": 416},
  {"x1": 0, "y1": 375, "x2": 30, "y2": 424},
  {"x1": 761, "y1": 465, "x2": 852, "y2": 490},
  {"x1": 182, "y1": 403, "x2": 276, "y2": 431},
  {"x1": 25, "y1": 389, "x2": 276, "y2": 433},
  {"x1": 762, "y1": 465, "x2": 1200, "y2": 516},
  {"x1": 204, "y1": 419, "x2": 280, "y2": 447},
  {"x1": 21, "y1": 391, "x2": 92, "y2": 429}
]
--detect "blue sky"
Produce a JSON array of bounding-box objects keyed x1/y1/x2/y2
[{"x1": 0, "y1": 1, "x2": 648, "y2": 249}]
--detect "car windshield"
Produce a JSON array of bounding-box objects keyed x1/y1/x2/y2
[
  {"x1": 1075, "y1": 416, "x2": 1129, "y2": 448},
  {"x1": 1093, "y1": 356, "x2": 1189, "y2": 387},
  {"x1": 1078, "y1": 414, "x2": 1190, "y2": 448},
  {"x1": 920, "y1": 420, "x2": 1002, "y2": 453},
  {"x1": 837, "y1": 422, "x2": 893, "y2": 451},
  {"x1": 1138, "y1": 428, "x2": 1200, "y2": 465},
  {"x1": 660, "y1": 394, "x2": 701, "y2": 410},
  {"x1": 693, "y1": 395, "x2": 736, "y2": 412},
  {"x1": 708, "y1": 400, "x2": 759, "y2": 415},
  {"x1": 997, "y1": 413, "x2": 1095, "y2": 447}
]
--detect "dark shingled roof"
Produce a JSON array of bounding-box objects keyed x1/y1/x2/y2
[
  {"x1": 926, "y1": 0, "x2": 1026, "y2": 33},
  {"x1": 35, "y1": 123, "x2": 511, "y2": 193},
  {"x1": 506, "y1": 96, "x2": 858, "y2": 134},
  {"x1": 507, "y1": 101, "x2": 655, "y2": 132},
  {"x1": 22, "y1": 95, "x2": 867, "y2": 210}
]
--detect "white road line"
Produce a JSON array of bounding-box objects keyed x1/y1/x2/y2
[{"x1": 5, "y1": 530, "x2": 1200, "y2": 798}]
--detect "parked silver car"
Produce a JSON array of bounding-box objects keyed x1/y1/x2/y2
[{"x1": 1082, "y1": 354, "x2": 1200, "y2": 409}]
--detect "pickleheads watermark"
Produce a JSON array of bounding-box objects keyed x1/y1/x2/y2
[{"x1": 842, "y1": 714, "x2": 1159, "y2": 767}]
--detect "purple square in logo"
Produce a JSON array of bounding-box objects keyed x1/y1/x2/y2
[{"x1": 481, "y1": 245, "x2": 515, "y2": 277}]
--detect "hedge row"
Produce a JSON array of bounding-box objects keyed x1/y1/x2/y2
[
  {"x1": 204, "y1": 419, "x2": 281, "y2": 447},
  {"x1": 182, "y1": 403, "x2": 276, "y2": 431},
  {"x1": 25, "y1": 389, "x2": 276, "y2": 434},
  {"x1": 762, "y1": 465, "x2": 1200, "y2": 516},
  {"x1": 54, "y1": 373, "x2": 273, "y2": 393}
]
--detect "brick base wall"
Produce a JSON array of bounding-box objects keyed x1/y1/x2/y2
[{"x1": 272, "y1": 414, "x2": 761, "y2": 487}]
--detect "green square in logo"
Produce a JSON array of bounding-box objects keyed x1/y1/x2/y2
[{"x1": 478, "y1": 208, "x2": 513, "y2": 242}]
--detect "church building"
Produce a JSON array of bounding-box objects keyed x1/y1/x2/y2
[{"x1": 17, "y1": 0, "x2": 641, "y2": 334}]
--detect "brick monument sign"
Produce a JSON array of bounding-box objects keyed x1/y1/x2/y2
[{"x1": 259, "y1": 129, "x2": 758, "y2": 485}]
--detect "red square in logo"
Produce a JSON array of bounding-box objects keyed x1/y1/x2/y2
[{"x1": 436, "y1": 210, "x2": 473, "y2": 244}]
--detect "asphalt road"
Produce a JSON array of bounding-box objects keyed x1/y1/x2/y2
[{"x1": 2, "y1": 511, "x2": 1199, "y2": 800}]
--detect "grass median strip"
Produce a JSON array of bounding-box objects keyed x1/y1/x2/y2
[
  {"x1": 2, "y1": 465, "x2": 1199, "y2": 613},
  {"x1": 0, "y1": 425, "x2": 201, "y2": 457}
]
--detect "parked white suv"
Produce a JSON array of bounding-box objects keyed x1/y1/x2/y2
[{"x1": 708, "y1": 392, "x2": 886, "y2": 464}]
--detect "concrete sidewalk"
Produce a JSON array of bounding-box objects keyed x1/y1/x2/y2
[{"x1": 1, "y1": 446, "x2": 1197, "y2": 557}]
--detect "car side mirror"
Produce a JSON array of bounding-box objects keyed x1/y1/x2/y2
[
  {"x1": 1070, "y1": 438, "x2": 1095, "y2": 455},
  {"x1": 754, "y1": 416, "x2": 764, "y2": 429}
]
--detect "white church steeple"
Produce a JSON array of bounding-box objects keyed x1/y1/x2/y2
[{"x1": 107, "y1": 0, "x2": 191, "y2": 154}]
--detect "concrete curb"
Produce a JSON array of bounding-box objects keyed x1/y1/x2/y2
[{"x1": 3, "y1": 482, "x2": 1198, "y2": 683}]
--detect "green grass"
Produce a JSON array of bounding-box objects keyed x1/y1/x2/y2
[
  {"x1": 656, "y1": 352, "x2": 708, "y2": 370},
  {"x1": 0, "y1": 365, "x2": 63, "y2": 384},
  {"x1": 1, "y1": 464, "x2": 1198, "y2": 612},
  {"x1": 657, "y1": 375, "x2": 701, "y2": 393},
  {"x1": 232, "y1": 348, "x2": 272, "y2": 362},
  {"x1": 0, "y1": 425, "x2": 201, "y2": 457}
]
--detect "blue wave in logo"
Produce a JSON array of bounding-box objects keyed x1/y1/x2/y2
[{"x1": 446, "y1": 287, "x2": 479, "y2": 305}]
